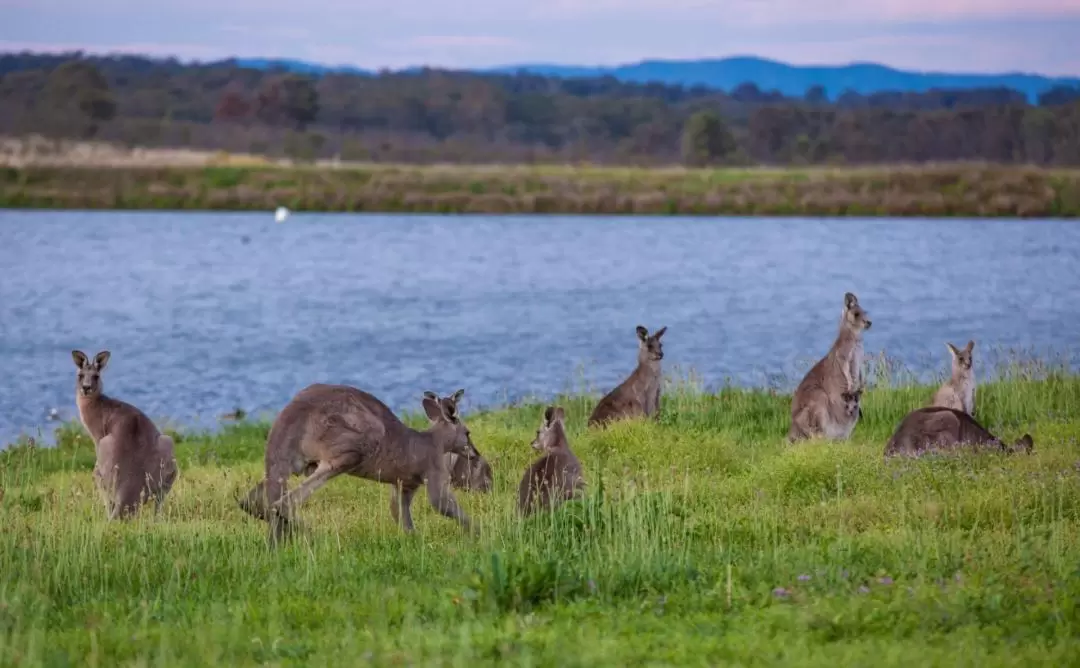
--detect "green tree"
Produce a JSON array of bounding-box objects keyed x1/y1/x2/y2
[
  {"x1": 680, "y1": 110, "x2": 735, "y2": 166},
  {"x1": 257, "y1": 75, "x2": 320, "y2": 130},
  {"x1": 45, "y1": 60, "x2": 116, "y2": 136}
]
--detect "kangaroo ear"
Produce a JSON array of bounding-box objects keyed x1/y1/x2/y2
[
  {"x1": 93, "y1": 350, "x2": 111, "y2": 370},
  {"x1": 946, "y1": 342, "x2": 960, "y2": 358},
  {"x1": 653, "y1": 326, "x2": 667, "y2": 340},
  {"x1": 965, "y1": 340, "x2": 974, "y2": 352},
  {"x1": 844, "y1": 292, "x2": 858, "y2": 310},
  {"x1": 636, "y1": 325, "x2": 649, "y2": 341},
  {"x1": 543, "y1": 406, "x2": 555, "y2": 425},
  {"x1": 551, "y1": 406, "x2": 566, "y2": 424},
  {"x1": 422, "y1": 394, "x2": 445, "y2": 422},
  {"x1": 72, "y1": 350, "x2": 88, "y2": 368},
  {"x1": 450, "y1": 388, "x2": 465, "y2": 405}
]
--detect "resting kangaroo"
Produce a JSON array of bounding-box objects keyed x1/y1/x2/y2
[
  {"x1": 788, "y1": 292, "x2": 872, "y2": 442},
  {"x1": 71, "y1": 350, "x2": 178, "y2": 519},
  {"x1": 518, "y1": 406, "x2": 585, "y2": 516},
  {"x1": 884, "y1": 406, "x2": 1033, "y2": 458},
  {"x1": 588, "y1": 325, "x2": 666, "y2": 428},
  {"x1": 237, "y1": 384, "x2": 482, "y2": 543},
  {"x1": 931, "y1": 340, "x2": 976, "y2": 415}
]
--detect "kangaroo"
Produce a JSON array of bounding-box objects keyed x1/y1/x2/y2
[
  {"x1": 518, "y1": 406, "x2": 585, "y2": 516},
  {"x1": 237, "y1": 384, "x2": 482, "y2": 543},
  {"x1": 884, "y1": 406, "x2": 1033, "y2": 458},
  {"x1": 931, "y1": 340, "x2": 976, "y2": 416},
  {"x1": 588, "y1": 325, "x2": 667, "y2": 428},
  {"x1": 788, "y1": 292, "x2": 872, "y2": 442},
  {"x1": 447, "y1": 448, "x2": 494, "y2": 493},
  {"x1": 70, "y1": 350, "x2": 178, "y2": 519}
]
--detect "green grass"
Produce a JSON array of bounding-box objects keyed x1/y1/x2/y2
[
  {"x1": 2, "y1": 366, "x2": 1080, "y2": 666},
  {"x1": 2, "y1": 162, "x2": 1079, "y2": 216}
]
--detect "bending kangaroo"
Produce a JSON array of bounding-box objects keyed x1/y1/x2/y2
[
  {"x1": 447, "y1": 448, "x2": 494, "y2": 493},
  {"x1": 788, "y1": 292, "x2": 872, "y2": 442},
  {"x1": 238, "y1": 384, "x2": 482, "y2": 543},
  {"x1": 71, "y1": 350, "x2": 178, "y2": 519},
  {"x1": 518, "y1": 406, "x2": 585, "y2": 516},
  {"x1": 884, "y1": 406, "x2": 1033, "y2": 458},
  {"x1": 588, "y1": 325, "x2": 667, "y2": 428},
  {"x1": 931, "y1": 340, "x2": 976, "y2": 415}
]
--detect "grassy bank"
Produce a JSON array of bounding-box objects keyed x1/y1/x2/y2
[
  {"x1": 2, "y1": 162, "x2": 1080, "y2": 217},
  {"x1": 2, "y1": 370, "x2": 1080, "y2": 665}
]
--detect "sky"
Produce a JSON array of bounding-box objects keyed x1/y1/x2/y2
[{"x1": 3, "y1": 0, "x2": 1080, "y2": 76}]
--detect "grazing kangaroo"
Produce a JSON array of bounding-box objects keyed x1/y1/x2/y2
[
  {"x1": 884, "y1": 406, "x2": 1033, "y2": 458},
  {"x1": 931, "y1": 340, "x2": 976, "y2": 415},
  {"x1": 70, "y1": 350, "x2": 178, "y2": 519},
  {"x1": 788, "y1": 292, "x2": 872, "y2": 442},
  {"x1": 237, "y1": 384, "x2": 482, "y2": 543},
  {"x1": 588, "y1": 325, "x2": 667, "y2": 428},
  {"x1": 518, "y1": 406, "x2": 585, "y2": 516},
  {"x1": 447, "y1": 448, "x2": 494, "y2": 493}
]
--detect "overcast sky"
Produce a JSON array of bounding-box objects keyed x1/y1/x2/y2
[{"x1": 3, "y1": 0, "x2": 1079, "y2": 75}]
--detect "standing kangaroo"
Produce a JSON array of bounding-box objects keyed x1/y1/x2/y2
[
  {"x1": 884, "y1": 406, "x2": 1033, "y2": 458},
  {"x1": 788, "y1": 292, "x2": 872, "y2": 442},
  {"x1": 588, "y1": 325, "x2": 666, "y2": 428},
  {"x1": 237, "y1": 384, "x2": 482, "y2": 543},
  {"x1": 931, "y1": 340, "x2": 976, "y2": 415},
  {"x1": 518, "y1": 406, "x2": 585, "y2": 516},
  {"x1": 71, "y1": 350, "x2": 178, "y2": 519}
]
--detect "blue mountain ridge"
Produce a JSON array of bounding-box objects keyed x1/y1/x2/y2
[{"x1": 234, "y1": 55, "x2": 1080, "y2": 101}]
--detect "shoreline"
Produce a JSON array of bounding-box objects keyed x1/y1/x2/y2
[{"x1": 3, "y1": 162, "x2": 1079, "y2": 217}]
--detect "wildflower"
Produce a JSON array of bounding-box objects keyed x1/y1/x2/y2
[
  {"x1": 858, "y1": 586, "x2": 870, "y2": 594},
  {"x1": 797, "y1": 574, "x2": 811, "y2": 582},
  {"x1": 772, "y1": 587, "x2": 790, "y2": 598},
  {"x1": 878, "y1": 576, "x2": 893, "y2": 585}
]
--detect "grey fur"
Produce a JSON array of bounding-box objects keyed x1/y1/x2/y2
[
  {"x1": 588, "y1": 325, "x2": 667, "y2": 428},
  {"x1": 71, "y1": 349, "x2": 178, "y2": 519},
  {"x1": 518, "y1": 406, "x2": 585, "y2": 516},
  {"x1": 931, "y1": 340, "x2": 976, "y2": 415},
  {"x1": 788, "y1": 292, "x2": 872, "y2": 442},
  {"x1": 884, "y1": 406, "x2": 1033, "y2": 458},
  {"x1": 237, "y1": 384, "x2": 482, "y2": 544}
]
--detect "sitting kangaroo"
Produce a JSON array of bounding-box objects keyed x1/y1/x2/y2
[
  {"x1": 71, "y1": 350, "x2": 178, "y2": 519},
  {"x1": 588, "y1": 325, "x2": 666, "y2": 428},
  {"x1": 237, "y1": 384, "x2": 482, "y2": 543},
  {"x1": 930, "y1": 340, "x2": 976, "y2": 415},
  {"x1": 788, "y1": 292, "x2": 872, "y2": 442},
  {"x1": 884, "y1": 406, "x2": 1033, "y2": 458},
  {"x1": 518, "y1": 406, "x2": 585, "y2": 516}
]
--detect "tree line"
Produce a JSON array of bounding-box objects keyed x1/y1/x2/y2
[{"x1": 2, "y1": 52, "x2": 1079, "y2": 166}]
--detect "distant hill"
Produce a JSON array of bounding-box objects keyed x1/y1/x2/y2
[{"x1": 237, "y1": 55, "x2": 1079, "y2": 101}]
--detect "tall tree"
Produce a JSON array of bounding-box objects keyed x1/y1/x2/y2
[
  {"x1": 45, "y1": 60, "x2": 116, "y2": 136},
  {"x1": 681, "y1": 110, "x2": 735, "y2": 166}
]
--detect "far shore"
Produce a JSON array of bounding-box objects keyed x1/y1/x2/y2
[{"x1": 1, "y1": 139, "x2": 1078, "y2": 217}]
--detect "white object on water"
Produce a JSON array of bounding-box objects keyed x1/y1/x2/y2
[{"x1": 274, "y1": 206, "x2": 290, "y2": 223}]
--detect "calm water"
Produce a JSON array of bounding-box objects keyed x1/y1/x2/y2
[{"x1": 1, "y1": 210, "x2": 1078, "y2": 446}]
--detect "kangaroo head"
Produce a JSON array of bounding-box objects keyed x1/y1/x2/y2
[
  {"x1": 530, "y1": 405, "x2": 567, "y2": 452},
  {"x1": 71, "y1": 349, "x2": 110, "y2": 398},
  {"x1": 841, "y1": 292, "x2": 871, "y2": 333},
  {"x1": 946, "y1": 340, "x2": 974, "y2": 372},
  {"x1": 636, "y1": 325, "x2": 667, "y2": 364},
  {"x1": 422, "y1": 389, "x2": 479, "y2": 459},
  {"x1": 1013, "y1": 433, "x2": 1034, "y2": 454},
  {"x1": 840, "y1": 388, "x2": 862, "y2": 416}
]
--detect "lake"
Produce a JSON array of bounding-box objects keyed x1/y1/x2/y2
[{"x1": 1, "y1": 210, "x2": 1078, "y2": 446}]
